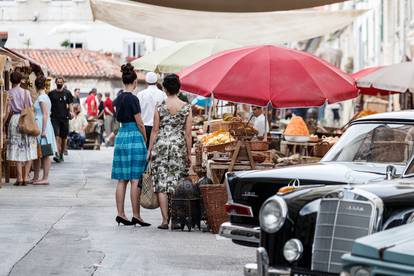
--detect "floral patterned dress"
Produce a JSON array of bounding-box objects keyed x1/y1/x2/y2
[{"x1": 151, "y1": 102, "x2": 191, "y2": 194}]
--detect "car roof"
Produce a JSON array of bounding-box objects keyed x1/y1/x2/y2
[{"x1": 353, "y1": 110, "x2": 414, "y2": 123}]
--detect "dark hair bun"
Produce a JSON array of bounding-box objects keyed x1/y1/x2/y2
[
  {"x1": 35, "y1": 75, "x2": 47, "y2": 90},
  {"x1": 162, "y1": 74, "x2": 181, "y2": 95},
  {"x1": 121, "y1": 63, "x2": 137, "y2": 85},
  {"x1": 121, "y1": 63, "x2": 135, "y2": 74}
]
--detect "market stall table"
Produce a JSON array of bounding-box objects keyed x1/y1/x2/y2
[
  {"x1": 281, "y1": 141, "x2": 317, "y2": 156},
  {"x1": 208, "y1": 160, "x2": 274, "y2": 184}
]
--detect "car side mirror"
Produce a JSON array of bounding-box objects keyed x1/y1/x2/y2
[{"x1": 385, "y1": 165, "x2": 397, "y2": 180}]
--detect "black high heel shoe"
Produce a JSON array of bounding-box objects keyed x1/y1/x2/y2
[
  {"x1": 131, "y1": 217, "x2": 151, "y2": 227},
  {"x1": 116, "y1": 216, "x2": 133, "y2": 226}
]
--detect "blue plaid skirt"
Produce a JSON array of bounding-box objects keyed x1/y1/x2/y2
[{"x1": 111, "y1": 122, "x2": 147, "y2": 180}]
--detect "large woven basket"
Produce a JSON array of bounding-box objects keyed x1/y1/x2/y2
[
  {"x1": 314, "y1": 141, "x2": 332, "y2": 157},
  {"x1": 200, "y1": 184, "x2": 228, "y2": 234}
]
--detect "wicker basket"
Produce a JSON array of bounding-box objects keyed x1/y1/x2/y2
[
  {"x1": 200, "y1": 184, "x2": 228, "y2": 234},
  {"x1": 314, "y1": 141, "x2": 333, "y2": 157},
  {"x1": 247, "y1": 141, "x2": 269, "y2": 151}
]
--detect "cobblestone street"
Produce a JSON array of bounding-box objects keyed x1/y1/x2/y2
[{"x1": 0, "y1": 149, "x2": 254, "y2": 276}]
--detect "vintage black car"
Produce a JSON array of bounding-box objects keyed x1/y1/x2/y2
[
  {"x1": 220, "y1": 111, "x2": 414, "y2": 247},
  {"x1": 244, "y1": 155, "x2": 414, "y2": 276}
]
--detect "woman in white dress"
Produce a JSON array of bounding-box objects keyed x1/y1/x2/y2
[{"x1": 32, "y1": 75, "x2": 57, "y2": 185}]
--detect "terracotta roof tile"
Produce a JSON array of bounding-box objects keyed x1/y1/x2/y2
[{"x1": 14, "y1": 48, "x2": 122, "y2": 79}]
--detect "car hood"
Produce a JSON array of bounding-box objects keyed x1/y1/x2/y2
[
  {"x1": 283, "y1": 178, "x2": 414, "y2": 209},
  {"x1": 233, "y1": 162, "x2": 405, "y2": 184},
  {"x1": 351, "y1": 223, "x2": 414, "y2": 266}
]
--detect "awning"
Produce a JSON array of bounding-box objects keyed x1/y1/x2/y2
[
  {"x1": 128, "y1": 0, "x2": 349, "y2": 12},
  {"x1": 90, "y1": 0, "x2": 366, "y2": 45},
  {"x1": 0, "y1": 47, "x2": 48, "y2": 75}
]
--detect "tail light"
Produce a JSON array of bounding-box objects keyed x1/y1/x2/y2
[{"x1": 225, "y1": 202, "x2": 253, "y2": 217}]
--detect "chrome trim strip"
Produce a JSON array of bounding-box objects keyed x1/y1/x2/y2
[{"x1": 219, "y1": 222, "x2": 260, "y2": 244}]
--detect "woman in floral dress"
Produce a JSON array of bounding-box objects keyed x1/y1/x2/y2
[{"x1": 148, "y1": 74, "x2": 192, "y2": 229}]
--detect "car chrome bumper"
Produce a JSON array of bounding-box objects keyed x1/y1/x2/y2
[
  {"x1": 219, "y1": 222, "x2": 260, "y2": 244},
  {"x1": 244, "y1": 247, "x2": 290, "y2": 276}
]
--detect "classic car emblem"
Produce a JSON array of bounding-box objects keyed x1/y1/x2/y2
[
  {"x1": 289, "y1": 178, "x2": 301, "y2": 187},
  {"x1": 346, "y1": 205, "x2": 364, "y2": 212}
]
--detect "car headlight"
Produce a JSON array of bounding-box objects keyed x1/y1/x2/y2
[
  {"x1": 350, "y1": 266, "x2": 371, "y2": 276},
  {"x1": 260, "y1": 196, "x2": 287, "y2": 233},
  {"x1": 283, "y1": 239, "x2": 303, "y2": 262}
]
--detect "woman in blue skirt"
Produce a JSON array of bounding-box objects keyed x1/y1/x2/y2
[{"x1": 112, "y1": 63, "x2": 150, "y2": 227}]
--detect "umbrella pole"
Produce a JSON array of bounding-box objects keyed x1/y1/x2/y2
[
  {"x1": 264, "y1": 107, "x2": 268, "y2": 142},
  {"x1": 207, "y1": 93, "x2": 214, "y2": 133}
]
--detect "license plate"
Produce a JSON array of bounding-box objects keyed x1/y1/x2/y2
[{"x1": 290, "y1": 269, "x2": 337, "y2": 276}]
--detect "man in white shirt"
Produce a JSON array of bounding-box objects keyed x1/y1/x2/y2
[
  {"x1": 252, "y1": 106, "x2": 268, "y2": 138},
  {"x1": 137, "y1": 72, "x2": 167, "y2": 147}
]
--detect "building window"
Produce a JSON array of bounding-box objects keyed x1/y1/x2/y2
[
  {"x1": 124, "y1": 40, "x2": 145, "y2": 61},
  {"x1": 69, "y1": 42, "x2": 83, "y2": 49}
]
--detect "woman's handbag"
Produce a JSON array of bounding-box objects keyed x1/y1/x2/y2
[
  {"x1": 140, "y1": 162, "x2": 159, "y2": 209},
  {"x1": 40, "y1": 137, "x2": 54, "y2": 157},
  {"x1": 18, "y1": 90, "x2": 40, "y2": 136}
]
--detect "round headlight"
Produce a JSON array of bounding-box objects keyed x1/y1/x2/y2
[
  {"x1": 283, "y1": 239, "x2": 303, "y2": 262},
  {"x1": 350, "y1": 266, "x2": 371, "y2": 276},
  {"x1": 260, "y1": 196, "x2": 287, "y2": 233}
]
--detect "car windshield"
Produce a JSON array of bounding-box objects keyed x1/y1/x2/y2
[{"x1": 322, "y1": 123, "x2": 414, "y2": 164}]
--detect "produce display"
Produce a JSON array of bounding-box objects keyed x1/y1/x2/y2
[
  {"x1": 200, "y1": 130, "x2": 235, "y2": 146},
  {"x1": 284, "y1": 116, "x2": 310, "y2": 136},
  {"x1": 223, "y1": 114, "x2": 242, "y2": 122},
  {"x1": 230, "y1": 125, "x2": 258, "y2": 137}
]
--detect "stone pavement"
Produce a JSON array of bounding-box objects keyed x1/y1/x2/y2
[{"x1": 0, "y1": 149, "x2": 254, "y2": 276}]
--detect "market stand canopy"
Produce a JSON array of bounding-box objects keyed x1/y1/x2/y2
[
  {"x1": 179, "y1": 45, "x2": 357, "y2": 108},
  {"x1": 90, "y1": 0, "x2": 366, "y2": 45},
  {"x1": 357, "y1": 62, "x2": 414, "y2": 94},
  {"x1": 132, "y1": 39, "x2": 240, "y2": 73},
  {"x1": 128, "y1": 0, "x2": 348, "y2": 12}
]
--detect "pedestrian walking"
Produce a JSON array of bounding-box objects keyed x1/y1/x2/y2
[
  {"x1": 32, "y1": 75, "x2": 57, "y2": 185},
  {"x1": 6, "y1": 71, "x2": 38, "y2": 186},
  {"x1": 137, "y1": 72, "x2": 166, "y2": 148},
  {"x1": 73, "y1": 88, "x2": 81, "y2": 105},
  {"x1": 49, "y1": 77, "x2": 74, "y2": 163},
  {"x1": 97, "y1": 93, "x2": 105, "y2": 144},
  {"x1": 147, "y1": 74, "x2": 192, "y2": 230},
  {"x1": 85, "y1": 88, "x2": 98, "y2": 117},
  {"x1": 112, "y1": 63, "x2": 150, "y2": 227},
  {"x1": 103, "y1": 92, "x2": 114, "y2": 140}
]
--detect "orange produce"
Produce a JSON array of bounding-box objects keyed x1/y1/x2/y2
[{"x1": 284, "y1": 116, "x2": 310, "y2": 136}]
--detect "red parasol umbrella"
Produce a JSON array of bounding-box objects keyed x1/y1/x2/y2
[
  {"x1": 351, "y1": 66, "x2": 394, "y2": 95},
  {"x1": 178, "y1": 45, "x2": 357, "y2": 107}
]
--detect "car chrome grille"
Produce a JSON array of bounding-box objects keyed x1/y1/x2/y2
[{"x1": 312, "y1": 198, "x2": 375, "y2": 273}]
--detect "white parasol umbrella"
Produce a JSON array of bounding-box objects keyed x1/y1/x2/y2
[
  {"x1": 357, "y1": 62, "x2": 414, "y2": 93},
  {"x1": 131, "y1": 39, "x2": 240, "y2": 73}
]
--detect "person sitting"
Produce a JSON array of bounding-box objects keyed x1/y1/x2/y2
[{"x1": 68, "y1": 104, "x2": 88, "y2": 149}]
